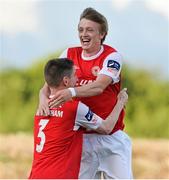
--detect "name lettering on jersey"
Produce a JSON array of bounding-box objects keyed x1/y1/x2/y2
[
  {"x1": 50, "y1": 109, "x2": 63, "y2": 117},
  {"x1": 91, "y1": 66, "x2": 100, "y2": 76},
  {"x1": 85, "y1": 109, "x2": 94, "y2": 121}
]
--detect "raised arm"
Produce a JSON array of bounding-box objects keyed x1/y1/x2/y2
[
  {"x1": 75, "y1": 88, "x2": 128, "y2": 135},
  {"x1": 37, "y1": 83, "x2": 51, "y2": 116},
  {"x1": 96, "y1": 88, "x2": 128, "y2": 134}
]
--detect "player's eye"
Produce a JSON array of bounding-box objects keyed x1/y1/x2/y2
[
  {"x1": 87, "y1": 29, "x2": 94, "y2": 32},
  {"x1": 78, "y1": 28, "x2": 83, "y2": 33}
]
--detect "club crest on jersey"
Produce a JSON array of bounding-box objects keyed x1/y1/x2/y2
[
  {"x1": 92, "y1": 66, "x2": 100, "y2": 76},
  {"x1": 107, "y1": 60, "x2": 120, "y2": 71},
  {"x1": 85, "y1": 109, "x2": 94, "y2": 121}
]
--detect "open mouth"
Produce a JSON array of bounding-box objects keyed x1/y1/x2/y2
[{"x1": 81, "y1": 38, "x2": 91, "y2": 46}]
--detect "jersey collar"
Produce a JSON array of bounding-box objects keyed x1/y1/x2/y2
[{"x1": 81, "y1": 45, "x2": 104, "y2": 61}]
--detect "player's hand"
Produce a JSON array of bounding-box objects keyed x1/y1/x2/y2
[
  {"x1": 49, "y1": 89, "x2": 72, "y2": 108},
  {"x1": 117, "y1": 88, "x2": 128, "y2": 107},
  {"x1": 36, "y1": 94, "x2": 50, "y2": 116}
]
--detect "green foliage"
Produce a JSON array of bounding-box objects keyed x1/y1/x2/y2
[
  {"x1": 122, "y1": 65, "x2": 169, "y2": 138},
  {"x1": 0, "y1": 58, "x2": 169, "y2": 138},
  {"x1": 0, "y1": 58, "x2": 47, "y2": 133}
]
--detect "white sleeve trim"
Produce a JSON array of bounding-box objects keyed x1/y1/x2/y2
[
  {"x1": 59, "y1": 48, "x2": 68, "y2": 58},
  {"x1": 74, "y1": 102, "x2": 102, "y2": 131},
  {"x1": 98, "y1": 52, "x2": 122, "y2": 84}
]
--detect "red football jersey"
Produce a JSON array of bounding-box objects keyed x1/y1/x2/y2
[
  {"x1": 29, "y1": 100, "x2": 83, "y2": 179},
  {"x1": 67, "y1": 44, "x2": 125, "y2": 133}
]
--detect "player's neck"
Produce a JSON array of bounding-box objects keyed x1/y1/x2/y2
[
  {"x1": 50, "y1": 86, "x2": 65, "y2": 96},
  {"x1": 83, "y1": 45, "x2": 102, "y2": 57}
]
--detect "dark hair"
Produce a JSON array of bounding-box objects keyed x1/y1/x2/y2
[
  {"x1": 80, "y1": 7, "x2": 108, "y2": 43},
  {"x1": 44, "y1": 58, "x2": 74, "y2": 87}
]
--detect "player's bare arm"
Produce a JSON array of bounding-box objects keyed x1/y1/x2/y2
[
  {"x1": 49, "y1": 74, "x2": 112, "y2": 108},
  {"x1": 37, "y1": 83, "x2": 51, "y2": 116},
  {"x1": 95, "y1": 88, "x2": 128, "y2": 134},
  {"x1": 76, "y1": 88, "x2": 128, "y2": 135},
  {"x1": 75, "y1": 74, "x2": 112, "y2": 97}
]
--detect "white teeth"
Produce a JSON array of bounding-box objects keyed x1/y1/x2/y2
[
  {"x1": 83, "y1": 40, "x2": 89, "y2": 43},
  {"x1": 82, "y1": 39, "x2": 90, "y2": 42},
  {"x1": 81, "y1": 39, "x2": 90, "y2": 46}
]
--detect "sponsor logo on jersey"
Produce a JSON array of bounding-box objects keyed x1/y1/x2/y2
[
  {"x1": 107, "y1": 60, "x2": 120, "y2": 71},
  {"x1": 76, "y1": 79, "x2": 95, "y2": 86},
  {"x1": 91, "y1": 66, "x2": 100, "y2": 76},
  {"x1": 85, "y1": 109, "x2": 94, "y2": 121}
]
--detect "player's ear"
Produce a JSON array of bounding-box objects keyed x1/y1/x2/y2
[
  {"x1": 63, "y1": 76, "x2": 70, "y2": 87},
  {"x1": 100, "y1": 31, "x2": 106, "y2": 40}
]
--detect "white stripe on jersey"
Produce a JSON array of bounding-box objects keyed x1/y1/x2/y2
[
  {"x1": 73, "y1": 102, "x2": 102, "y2": 131},
  {"x1": 98, "y1": 52, "x2": 122, "y2": 84}
]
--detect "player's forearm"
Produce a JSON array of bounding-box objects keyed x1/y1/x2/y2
[
  {"x1": 39, "y1": 83, "x2": 50, "y2": 99},
  {"x1": 75, "y1": 81, "x2": 103, "y2": 97},
  {"x1": 74, "y1": 75, "x2": 112, "y2": 97},
  {"x1": 103, "y1": 101, "x2": 124, "y2": 134}
]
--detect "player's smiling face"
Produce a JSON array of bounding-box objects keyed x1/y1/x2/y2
[{"x1": 78, "y1": 18, "x2": 104, "y2": 53}]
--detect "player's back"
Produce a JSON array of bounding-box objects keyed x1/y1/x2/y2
[{"x1": 29, "y1": 100, "x2": 83, "y2": 179}]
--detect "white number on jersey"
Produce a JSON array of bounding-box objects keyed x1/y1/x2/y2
[{"x1": 36, "y1": 119, "x2": 49, "y2": 153}]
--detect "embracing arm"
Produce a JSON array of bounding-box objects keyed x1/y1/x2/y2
[
  {"x1": 49, "y1": 74, "x2": 112, "y2": 108},
  {"x1": 96, "y1": 89, "x2": 127, "y2": 134},
  {"x1": 74, "y1": 52, "x2": 122, "y2": 97},
  {"x1": 40, "y1": 83, "x2": 50, "y2": 98},
  {"x1": 37, "y1": 83, "x2": 51, "y2": 115},
  {"x1": 75, "y1": 74, "x2": 112, "y2": 97},
  {"x1": 49, "y1": 52, "x2": 122, "y2": 107},
  {"x1": 76, "y1": 88, "x2": 128, "y2": 135}
]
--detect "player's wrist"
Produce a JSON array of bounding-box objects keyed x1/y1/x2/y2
[
  {"x1": 68, "y1": 87, "x2": 76, "y2": 97},
  {"x1": 116, "y1": 100, "x2": 125, "y2": 109}
]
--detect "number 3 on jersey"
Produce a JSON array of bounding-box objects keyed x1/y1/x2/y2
[{"x1": 36, "y1": 119, "x2": 49, "y2": 153}]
